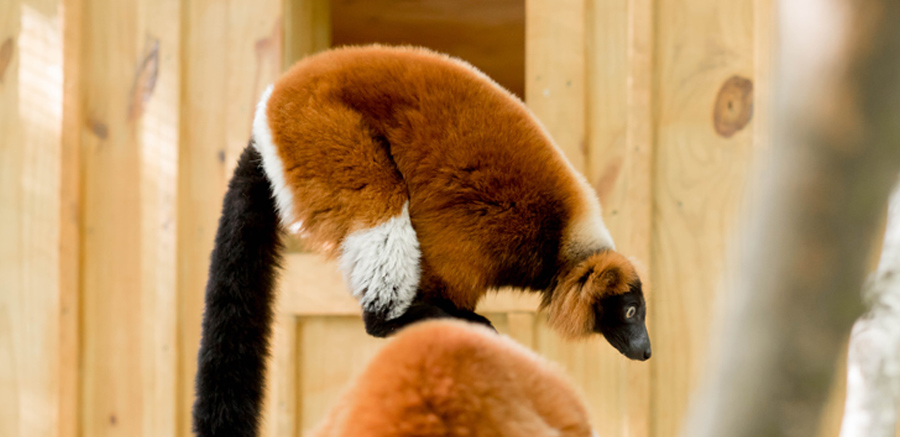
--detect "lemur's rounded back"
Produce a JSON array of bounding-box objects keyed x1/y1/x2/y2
[
  {"x1": 255, "y1": 45, "x2": 616, "y2": 311},
  {"x1": 312, "y1": 320, "x2": 595, "y2": 437}
]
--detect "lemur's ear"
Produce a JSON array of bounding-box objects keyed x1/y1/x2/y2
[
  {"x1": 582, "y1": 251, "x2": 635, "y2": 298},
  {"x1": 596, "y1": 266, "x2": 625, "y2": 294},
  {"x1": 543, "y1": 251, "x2": 639, "y2": 338}
]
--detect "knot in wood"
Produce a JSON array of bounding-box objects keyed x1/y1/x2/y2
[{"x1": 713, "y1": 75, "x2": 754, "y2": 138}]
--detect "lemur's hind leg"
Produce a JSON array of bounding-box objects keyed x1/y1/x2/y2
[{"x1": 363, "y1": 294, "x2": 496, "y2": 338}]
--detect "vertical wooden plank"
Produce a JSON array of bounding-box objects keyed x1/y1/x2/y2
[
  {"x1": 624, "y1": 4, "x2": 654, "y2": 436},
  {"x1": 506, "y1": 312, "x2": 536, "y2": 350},
  {"x1": 262, "y1": 316, "x2": 299, "y2": 437},
  {"x1": 283, "y1": 0, "x2": 331, "y2": 69},
  {"x1": 224, "y1": 0, "x2": 283, "y2": 171},
  {"x1": 59, "y1": 0, "x2": 83, "y2": 434},
  {"x1": 280, "y1": 0, "x2": 331, "y2": 252},
  {"x1": 528, "y1": 0, "x2": 646, "y2": 433},
  {"x1": 534, "y1": 319, "x2": 632, "y2": 435},
  {"x1": 752, "y1": 0, "x2": 774, "y2": 159},
  {"x1": 177, "y1": 0, "x2": 229, "y2": 433},
  {"x1": 651, "y1": 1, "x2": 756, "y2": 436},
  {"x1": 178, "y1": 1, "x2": 283, "y2": 434},
  {"x1": 79, "y1": 0, "x2": 144, "y2": 434},
  {"x1": 137, "y1": 0, "x2": 181, "y2": 435},
  {"x1": 1, "y1": 4, "x2": 24, "y2": 435},
  {"x1": 0, "y1": 0, "x2": 65, "y2": 435},
  {"x1": 297, "y1": 318, "x2": 385, "y2": 435},
  {"x1": 525, "y1": 0, "x2": 586, "y2": 171},
  {"x1": 585, "y1": 0, "x2": 654, "y2": 435},
  {"x1": 79, "y1": 0, "x2": 181, "y2": 433}
]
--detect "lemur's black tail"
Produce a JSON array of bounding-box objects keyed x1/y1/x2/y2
[{"x1": 193, "y1": 144, "x2": 283, "y2": 437}]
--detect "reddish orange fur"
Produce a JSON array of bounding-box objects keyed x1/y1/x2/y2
[
  {"x1": 311, "y1": 320, "x2": 594, "y2": 437},
  {"x1": 544, "y1": 251, "x2": 638, "y2": 338},
  {"x1": 264, "y1": 44, "x2": 639, "y2": 325}
]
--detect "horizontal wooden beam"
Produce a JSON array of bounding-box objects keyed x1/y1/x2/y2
[{"x1": 276, "y1": 253, "x2": 541, "y2": 316}]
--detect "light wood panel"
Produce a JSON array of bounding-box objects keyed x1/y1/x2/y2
[
  {"x1": 284, "y1": 0, "x2": 331, "y2": 69},
  {"x1": 296, "y1": 317, "x2": 385, "y2": 435},
  {"x1": 277, "y1": 253, "x2": 542, "y2": 316},
  {"x1": 262, "y1": 315, "x2": 299, "y2": 437},
  {"x1": 177, "y1": 0, "x2": 230, "y2": 432},
  {"x1": 651, "y1": 1, "x2": 757, "y2": 436},
  {"x1": 136, "y1": 0, "x2": 181, "y2": 435},
  {"x1": 329, "y1": 0, "x2": 525, "y2": 99},
  {"x1": 0, "y1": 1, "x2": 66, "y2": 435},
  {"x1": 526, "y1": 0, "x2": 586, "y2": 172},
  {"x1": 78, "y1": 0, "x2": 182, "y2": 434},
  {"x1": 177, "y1": 0, "x2": 284, "y2": 434},
  {"x1": 1, "y1": 2, "x2": 25, "y2": 434},
  {"x1": 585, "y1": 0, "x2": 655, "y2": 435},
  {"x1": 59, "y1": 0, "x2": 83, "y2": 435}
]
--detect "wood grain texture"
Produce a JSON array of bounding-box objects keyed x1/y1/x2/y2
[
  {"x1": 277, "y1": 253, "x2": 542, "y2": 316},
  {"x1": 650, "y1": 0, "x2": 758, "y2": 436},
  {"x1": 262, "y1": 315, "x2": 299, "y2": 437},
  {"x1": 282, "y1": 0, "x2": 331, "y2": 253},
  {"x1": 525, "y1": 0, "x2": 586, "y2": 172},
  {"x1": 59, "y1": 0, "x2": 83, "y2": 434},
  {"x1": 535, "y1": 318, "x2": 637, "y2": 435},
  {"x1": 284, "y1": 0, "x2": 330, "y2": 69},
  {"x1": 0, "y1": 1, "x2": 65, "y2": 435},
  {"x1": 137, "y1": 0, "x2": 181, "y2": 435},
  {"x1": 330, "y1": 0, "x2": 524, "y2": 99},
  {"x1": 78, "y1": 0, "x2": 152, "y2": 434},
  {"x1": 297, "y1": 317, "x2": 386, "y2": 435},
  {"x1": 177, "y1": 1, "x2": 230, "y2": 432},
  {"x1": 177, "y1": 0, "x2": 282, "y2": 435},
  {"x1": 506, "y1": 312, "x2": 536, "y2": 350},
  {"x1": 585, "y1": 0, "x2": 655, "y2": 435},
  {"x1": 177, "y1": 1, "x2": 284, "y2": 434},
  {"x1": 75, "y1": 0, "x2": 180, "y2": 434},
  {"x1": 1, "y1": 2, "x2": 24, "y2": 434}
]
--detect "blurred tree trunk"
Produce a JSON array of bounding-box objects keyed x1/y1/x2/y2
[
  {"x1": 840, "y1": 181, "x2": 900, "y2": 437},
  {"x1": 682, "y1": 1, "x2": 900, "y2": 436}
]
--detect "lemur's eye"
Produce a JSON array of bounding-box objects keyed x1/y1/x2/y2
[{"x1": 625, "y1": 306, "x2": 636, "y2": 319}]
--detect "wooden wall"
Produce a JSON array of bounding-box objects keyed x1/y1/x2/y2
[{"x1": 2, "y1": 0, "x2": 892, "y2": 436}]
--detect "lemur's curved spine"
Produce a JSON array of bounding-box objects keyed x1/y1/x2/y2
[{"x1": 192, "y1": 145, "x2": 283, "y2": 437}]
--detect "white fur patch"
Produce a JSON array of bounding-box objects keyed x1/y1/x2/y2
[
  {"x1": 252, "y1": 84, "x2": 296, "y2": 227},
  {"x1": 339, "y1": 202, "x2": 421, "y2": 319},
  {"x1": 561, "y1": 170, "x2": 616, "y2": 260}
]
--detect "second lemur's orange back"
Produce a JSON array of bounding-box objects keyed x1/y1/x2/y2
[{"x1": 311, "y1": 320, "x2": 595, "y2": 437}]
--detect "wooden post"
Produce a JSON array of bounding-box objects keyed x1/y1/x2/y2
[
  {"x1": 651, "y1": 0, "x2": 759, "y2": 435},
  {"x1": 177, "y1": 0, "x2": 285, "y2": 434},
  {"x1": 526, "y1": 0, "x2": 586, "y2": 172},
  {"x1": 77, "y1": 0, "x2": 182, "y2": 434},
  {"x1": 0, "y1": 1, "x2": 67, "y2": 436},
  {"x1": 283, "y1": 0, "x2": 331, "y2": 69}
]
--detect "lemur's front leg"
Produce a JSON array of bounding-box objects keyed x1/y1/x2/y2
[{"x1": 363, "y1": 294, "x2": 496, "y2": 337}]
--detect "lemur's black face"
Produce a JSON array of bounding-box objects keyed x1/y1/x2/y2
[{"x1": 595, "y1": 280, "x2": 651, "y2": 361}]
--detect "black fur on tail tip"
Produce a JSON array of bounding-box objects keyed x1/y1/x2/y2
[{"x1": 193, "y1": 143, "x2": 283, "y2": 437}]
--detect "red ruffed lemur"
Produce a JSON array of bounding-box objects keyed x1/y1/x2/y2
[
  {"x1": 193, "y1": 45, "x2": 650, "y2": 436},
  {"x1": 311, "y1": 319, "x2": 595, "y2": 437}
]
